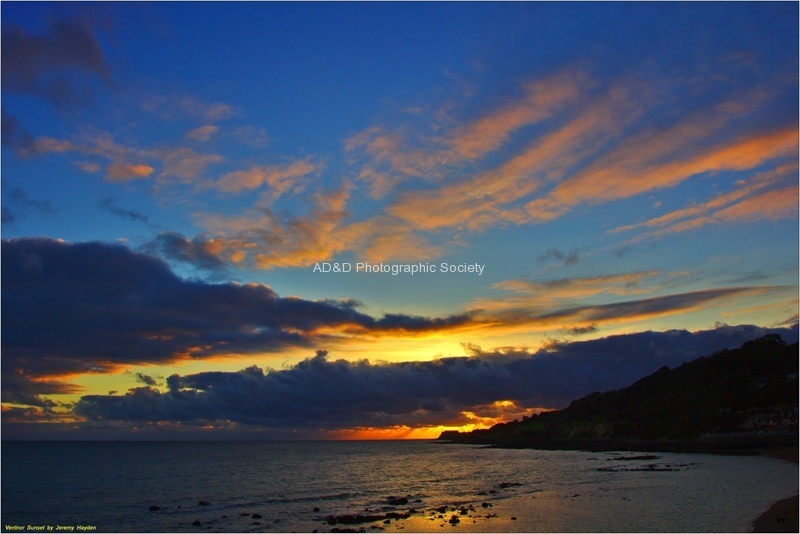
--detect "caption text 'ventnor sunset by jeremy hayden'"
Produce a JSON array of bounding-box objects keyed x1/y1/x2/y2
[{"x1": 4, "y1": 526, "x2": 97, "y2": 532}]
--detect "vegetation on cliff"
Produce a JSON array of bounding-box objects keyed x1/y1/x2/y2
[{"x1": 440, "y1": 335, "x2": 798, "y2": 451}]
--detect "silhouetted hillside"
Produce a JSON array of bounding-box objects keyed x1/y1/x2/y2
[{"x1": 440, "y1": 335, "x2": 798, "y2": 453}]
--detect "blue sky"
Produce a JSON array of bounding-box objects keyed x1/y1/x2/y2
[{"x1": 2, "y1": 2, "x2": 798, "y2": 439}]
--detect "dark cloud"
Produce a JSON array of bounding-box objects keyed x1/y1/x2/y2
[
  {"x1": 98, "y1": 197, "x2": 155, "y2": 227},
  {"x1": 565, "y1": 324, "x2": 598, "y2": 335},
  {"x1": 373, "y1": 312, "x2": 476, "y2": 332},
  {"x1": 537, "y1": 248, "x2": 579, "y2": 266},
  {"x1": 1, "y1": 19, "x2": 110, "y2": 108},
  {"x1": 535, "y1": 287, "x2": 775, "y2": 324},
  {"x1": 1, "y1": 406, "x2": 65, "y2": 423},
  {"x1": 1, "y1": 238, "x2": 475, "y2": 401},
  {"x1": 776, "y1": 314, "x2": 799, "y2": 327},
  {"x1": 1, "y1": 181, "x2": 58, "y2": 224},
  {"x1": 613, "y1": 245, "x2": 633, "y2": 258},
  {"x1": 721, "y1": 271, "x2": 773, "y2": 284},
  {"x1": 1, "y1": 372, "x2": 79, "y2": 410},
  {"x1": 73, "y1": 324, "x2": 798, "y2": 433},
  {"x1": 134, "y1": 373, "x2": 160, "y2": 387},
  {"x1": 1, "y1": 111, "x2": 40, "y2": 157},
  {"x1": 145, "y1": 232, "x2": 227, "y2": 272}
]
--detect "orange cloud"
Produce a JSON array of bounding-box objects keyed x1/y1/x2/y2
[
  {"x1": 386, "y1": 80, "x2": 644, "y2": 231},
  {"x1": 359, "y1": 223, "x2": 443, "y2": 263},
  {"x1": 609, "y1": 162, "x2": 798, "y2": 241},
  {"x1": 715, "y1": 184, "x2": 799, "y2": 222},
  {"x1": 35, "y1": 130, "x2": 141, "y2": 161},
  {"x1": 346, "y1": 69, "x2": 587, "y2": 198},
  {"x1": 443, "y1": 69, "x2": 586, "y2": 161},
  {"x1": 216, "y1": 158, "x2": 319, "y2": 198},
  {"x1": 30, "y1": 130, "x2": 225, "y2": 184},
  {"x1": 540, "y1": 127, "x2": 798, "y2": 212},
  {"x1": 158, "y1": 147, "x2": 223, "y2": 182},
  {"x1": 106, "y1": 162, "x2": 154, "y2": 182},
  {"x1": 493, "y1": 271, "x2": 662, "y2": 300},
  {"x1": 199, "y1": 183, "x2": 361, "y2": 269},
  {"x1": 364, "y1": 76, "x2": 794, "y2": 236}
]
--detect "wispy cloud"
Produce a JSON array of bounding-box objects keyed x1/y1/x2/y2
[
  {"x1": 382, "y1": 77, "x2": 677, "y2": 231},
  {"x1": 346, "y1": 69, "x2": 587, "y2": 198},
  {"x1": 715, "y1": 184, "x2": 798, "y2": 223},
  {"x1": 358, "y1": 221, "x2": 444, "y2": 263},
  {"x1": 140, "y1": 94, "x2": 239, "y2": 122},
  {"x1": 186, "y1": 125, "x2": 219, "y2": 142},
  {"x1": 609, "y1": 162, "x2": 799, "y2": 241},
  {"x1": 493, "y1": 271, "x2": 662, "y2": 301},
  {"x1": 1, "y1": 182, "x2": 58, "y2": 224},
  {"x1": 199, "y1": 183, "x2": 358, "y2": 269},
  {"x1": 156, "y1": 147, "x2": 223, "y2": 182},
  {"x1": 442, "y1": 70, "x2": 587, "y2": 162},
  {"x1": 216, "y1": 158, "x2": 320, "y2": 199},
  {"x1": 230, "y1": 125, "x2": 269, "y2": 148},
  {"x1": 474, "y1": 272, "x2": 792, "y2": 337},
  {"x1": 98, "y1": 198, "x2": 155, "y2": 227},
  {"x1": 537, "y1": 248, "x2": 579, "y2": 266},
  {"x1": 533, "y1": 127, "x2": 798, "y2": 218},
  {"x1": 529, "y1": 287, "x2": 779, "y2": 326},
  {"x1": 342, "y1": 65, "x2": 797, "y2": 248},
  {"x1": 29, "y1": 130, "x2": 225, "y2": 183}
]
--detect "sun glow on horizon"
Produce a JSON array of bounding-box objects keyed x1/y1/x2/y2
[
  {"x1": 326, "y1": 403, "x2": 555, "y2": 440},
  {"x1": 326, "y1": 424, "x2": 486, "y2": 441}
]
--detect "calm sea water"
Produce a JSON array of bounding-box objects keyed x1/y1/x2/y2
[{"x1": 2, "y1": 441, "x2": 796, "y2": 533}]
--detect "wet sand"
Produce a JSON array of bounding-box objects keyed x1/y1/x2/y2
[
  {"x1": 751, "y1": 447, "x2": 798, "y2": 533},
  {"x1": 752, "y1": 495, "x2": 799, "y2": 533}
]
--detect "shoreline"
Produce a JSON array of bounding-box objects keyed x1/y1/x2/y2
[
  {"x1": 751, "y1": 447, "x2": 798, "y2": 533},
  {"x1": 440, "y1": 439, "x2": 799, "y2": 532},
  {"x1": 438, "y1": 432, "x2": 799, "y2": 456}
]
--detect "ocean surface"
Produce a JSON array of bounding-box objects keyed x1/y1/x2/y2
[{"x1": 2, "y1": 441, "x2": 797, "y2": 533}]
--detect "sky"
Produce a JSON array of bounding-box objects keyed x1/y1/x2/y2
[{"x1": 1, "y1": 2, "x2": 798, "y2": 440}]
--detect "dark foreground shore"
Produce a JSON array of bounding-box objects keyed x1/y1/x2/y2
[
  {"x1": 752, "y1": 447, "x2": 798, "y2": 533},
  {"x1": 752, "y1": 495, "x2": 799, "y2": 533}
]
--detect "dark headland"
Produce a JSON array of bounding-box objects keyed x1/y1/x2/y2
[
  {"x1": 439, "y1": 334, "x2": 799, "y2": 532},
  {"x1": 438, "y1": 334, "x2": 799, "y2": 456}
]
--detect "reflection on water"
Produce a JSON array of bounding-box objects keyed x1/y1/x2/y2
[{"x1": 2, "y1": 441, "x2": 796, "y2": 532}]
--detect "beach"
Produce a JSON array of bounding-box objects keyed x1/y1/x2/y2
[
  {"x1": 752, "y1": 448, "x2": 798, "y2": 533},
  {"x1": 752, "y1": 495, "x2": 799, "y2": 533}
]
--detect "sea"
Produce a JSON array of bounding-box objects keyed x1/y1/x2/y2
[{"x1": 2, "y1": 440, "x2": 797, "y2": 533}]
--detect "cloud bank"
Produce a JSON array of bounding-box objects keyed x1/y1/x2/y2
[
  {"x1": 72, "y1": 324, "x2": 798, "y2": 435},
  {"x1": 1, "y1": 238, "x2": 475, "y2": 405}
]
